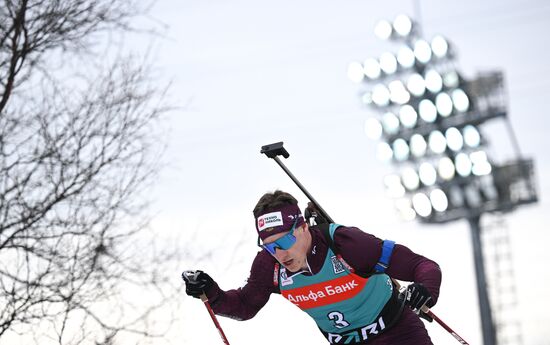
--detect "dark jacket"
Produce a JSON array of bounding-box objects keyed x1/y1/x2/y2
[{"x1": 205, "y1": 225, "x2": 441, "y2": 344}]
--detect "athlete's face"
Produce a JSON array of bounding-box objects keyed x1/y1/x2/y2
[{"x1": 263, "y1": 223, "x2": 312, "y2": 272}]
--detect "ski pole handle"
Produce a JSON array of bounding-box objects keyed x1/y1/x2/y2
[
  {"x1": 182, "y1": 271, "x2": 231, "y2": 345},
  {"x1": 182, "y1": 270, "x2": 200, "y2": 282}
]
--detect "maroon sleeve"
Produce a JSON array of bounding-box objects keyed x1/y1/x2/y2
[
  {"x1": 204, "y1": 250, "x2": 278, "y2": 320},
  {"x1": 333, "y1": 226, "x2": 442, "y2": 307},
  {"x1": 385, "y1": 242, "x2": 442, "y2": 307}
]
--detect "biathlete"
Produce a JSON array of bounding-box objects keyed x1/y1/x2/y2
[{"x1": 183, "y1": 190, "x2": 442, "y2": 344}]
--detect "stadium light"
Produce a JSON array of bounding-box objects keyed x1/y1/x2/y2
[
  {"x1": 374, "y1": 20, "x2": 393, "y2": 40},
  {"x1": 380, "y1": 52, "x2": 398, "y2": 75},
  {"x1": 349, "y1": 15, "x2": 538, "y2": 345},
  {"x1": 431, "y1": 35, "x2": 450, "y2": 58},
  {"x1": 393, "y1": 14, "x2": 414, "y2": 38},
  {"x1": 398, "y1": 46, "x2": 416, "y2": 69},
  {"x1": 347, "y1": 61, "x2": 365, "y2": 83},
  {"x1": 364, "y1": 58, "x2": 382, "y2": 79}
]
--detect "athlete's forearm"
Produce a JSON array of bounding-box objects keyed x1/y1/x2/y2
[
  {"x1": 386, "y1": 245, "x2": 442, "y2": 306},
  {"x1": 207, "y1": 283, "x2": 269, "y2": 320},
  {"x1": 207, "y1": 250, "x2": 278, "y2": 320}
]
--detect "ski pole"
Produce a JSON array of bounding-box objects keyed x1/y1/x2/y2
[
  {"x1": 199, "y1": 293, "x2": 231, "y2": 345},
  {"x1": 261, "y1": 141, "x2": 470, "y2": 345},
  {"x1": 260, "y1": 142, "x2": 334, "y2": 223},
  {"x1": 182, "y1": 271, "x2": 231, "y2": 345},
  {"x1": 395, "y1": 280, "x2": 470, "y2": 344},
  {"x1": 420, "y1": 306, "x2": 470, "y2": 345}
]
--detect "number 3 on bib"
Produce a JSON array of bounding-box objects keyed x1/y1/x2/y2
[{"x1": 327, "y1": 311, "x2": 350, "y2": 329}]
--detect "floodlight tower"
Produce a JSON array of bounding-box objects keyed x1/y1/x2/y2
[{"x1": 348, "y1": 15, "x2": 538, "y2": 345}]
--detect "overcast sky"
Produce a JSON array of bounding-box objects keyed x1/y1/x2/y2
[{"x1": 145, "y1": 1, "x2": 550, "y2": 344}]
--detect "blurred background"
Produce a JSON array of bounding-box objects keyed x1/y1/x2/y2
[
  {"x1": 1, "y1": 0, "x2": 548, "y2": 344},
  {"x1": 149, "y1": 1, "x2": 549, "y2": 344}
]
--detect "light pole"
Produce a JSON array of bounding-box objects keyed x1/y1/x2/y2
[
  {"x1": 469, "y1": 215, "x2": 497, "y2": 345},
  {"x1": 348, "y1": 14, "x2": 538, "y2": 345}
]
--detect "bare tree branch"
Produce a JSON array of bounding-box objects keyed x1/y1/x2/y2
[{"x1": 0, "y1": 1, "x2": 179, "y2": 344}]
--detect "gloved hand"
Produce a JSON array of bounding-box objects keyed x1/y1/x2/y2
[
  {"x1": 404, "y1": 282, "x2": 432, "y2": 311},
  {"x1": 181, "y1": 270, "x2": 214, "y2": 299}
]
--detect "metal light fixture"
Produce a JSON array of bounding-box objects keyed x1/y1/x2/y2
[{"x1": 350, "y1": 18, "x2": 538, "y2": 345}]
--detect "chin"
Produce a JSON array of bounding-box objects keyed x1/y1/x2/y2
[{"x1": 285, "y1": 261, "x2": 302, "y2": 273}]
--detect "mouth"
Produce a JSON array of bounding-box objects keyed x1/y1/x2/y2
[{"x1": 283, "y1": 259, "x2": 294, "y2": 267}]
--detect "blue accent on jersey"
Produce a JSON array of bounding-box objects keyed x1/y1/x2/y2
[{"x1": 374, "y1": 240, "x2": 395, "y2": 273}]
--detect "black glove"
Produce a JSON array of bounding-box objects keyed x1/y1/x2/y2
[
  {"x1": 181, "y1": 270, "x2": 214, "y2": 299},
  {"x1": 404, "y1": 283, "x2": 432, "y2": 311}
]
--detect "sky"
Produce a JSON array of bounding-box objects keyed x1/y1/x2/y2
[{"x1": 144, "y1": 1, "x2": 550, "y2": 344}]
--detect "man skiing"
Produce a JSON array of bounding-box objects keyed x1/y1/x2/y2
[{"x1": 183, "y1": 190, "x2": 442, "y2": 344}]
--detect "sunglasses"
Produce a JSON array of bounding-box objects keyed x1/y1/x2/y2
[{"x1": 258, "y1": 219, "x2": 299, "y2": 255}]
